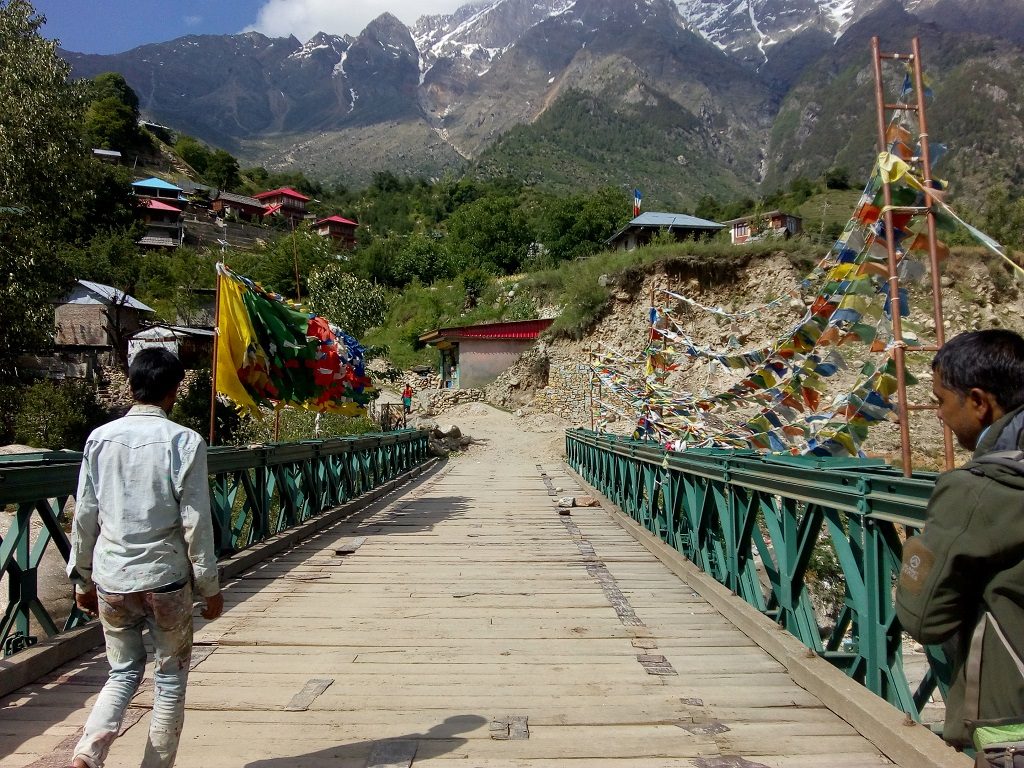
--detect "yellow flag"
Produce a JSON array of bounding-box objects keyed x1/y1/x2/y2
[{"x1": 215, "y1": 273, "x2": 262, "y2": 415}]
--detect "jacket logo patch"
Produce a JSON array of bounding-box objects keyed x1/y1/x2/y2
[{"x1": 899, "y1": 537, "x2": 935, "y2": 596}]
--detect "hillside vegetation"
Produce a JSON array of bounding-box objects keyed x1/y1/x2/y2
[{"x1": 6, "y1": 0, "x2": 1024, "y2": 452}]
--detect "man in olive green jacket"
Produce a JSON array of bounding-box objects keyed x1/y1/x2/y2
[{"x1": 896, "y1": 330, "x2": 1024, "y2": 765}]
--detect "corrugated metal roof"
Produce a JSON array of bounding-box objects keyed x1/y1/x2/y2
[
  {"x1": 217, "y1": 191, "x2": 263, "y2": 208},
  {"x1": 420, "y1": 318, "x2": 554, "y2": 345},
  {"x1": 254, "y1": 187, "x2": 310, "y2": 202},
  {"x1": 146, "y1": 199, "x2": 181, "y2": 212},
  {"x1": 138, "y1": 235, "x2": 178, "y2": 248},
  {"x1": 132, "y1": 177, "x2": 182, "y2": 192},
  {"x1": 721, "y1": 210, "x2": 799, "y2": 225},
  {"x1": 629, "y1": 211, "x2": 724, "y2": 229},
  {"x1": 316, "y1": 215, "x2": 358, "y2": 226},
  {"x1": 69, "y1": 280, "x2": 154, "y2": 312},
  {"x1": 132, "y1": 324, "x2": 214, "y2": 339}
]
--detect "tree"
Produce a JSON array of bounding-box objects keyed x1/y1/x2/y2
[
  {"x1": 0, "y1": 0, "x2": 88, "y2": 383},
  {"x1": 538, "y1": 187, "x2": 629, "y2": 264},
  {"x1": 89, "y1": 72, "x2": 139, "y2": 115},
  {"x1": 83, "y1": 72, "x2": 151, "y2": 154},
  {"x1": 84, "y1": 96, "x2": 139, "y2": 150},
  {"x1": 13, "y1": 379, "x2": 108, "y2": 449},
  {"x1": 174, "y1": 135, "x2": 210, "y2": 174},
  {"x1": 445, "y1": 195, "x2": 533, "y2": 274},
  {"x1": 206, "y1": 149, "x2": 241, "y2": 190},
  {"x1": 390, "y1": 232, "x2": 447, "y2": 285},
  {"x1": 227, "y1": 228, "x2": 334, "y2": 301},
  {"x1": 824, "y1": 166, "x2": 851, "y2": 190},
  {"x1": 306, "y1": 266, "x2": 389, "y2": 339}
]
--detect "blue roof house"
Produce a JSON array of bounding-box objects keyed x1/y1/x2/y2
[{"x1": 131, "y1": 177, "x2": 186, "y2": 204}]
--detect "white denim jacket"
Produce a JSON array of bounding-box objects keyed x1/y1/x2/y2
[{"x1": 68, "y1": 405, "x2": 220, "y2": 598}]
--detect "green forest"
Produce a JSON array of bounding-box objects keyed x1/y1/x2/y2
[{"x1": 3, "y1": 0, "x2": 1023, "y2": 451}]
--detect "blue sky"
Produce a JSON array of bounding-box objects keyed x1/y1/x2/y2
[{"x1": 33, "y1": 0, "x2": 466, "y2": 54}]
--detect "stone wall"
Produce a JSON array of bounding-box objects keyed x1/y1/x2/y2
[
  {"x1": 536, "y1": 349, "x2": 593, "y2": 426},
  {"x1": 54, "y1": 304, "x2": 108, "y2": 347},
  {"x1": 426, "y1": 387, "x2": 485, "y2": 414}
]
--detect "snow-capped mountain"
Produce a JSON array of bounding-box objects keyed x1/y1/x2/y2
[
  {"x1": 676, "y1": 0, "x2": 1024, "y2": 69},
  {"x1": 59, "y1": 0, "x2": 1024, "y2": 203},
  {"x1": 412, "y1": 0, "x2": 577, "y2": 80},
  {"x1": 676, "y1": 0, "x2": 890, "y2": 67}
]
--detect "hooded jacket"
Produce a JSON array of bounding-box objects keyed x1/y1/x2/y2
[{"x1": 896, "y1": 405, "x2": 1024, "y2": 746}]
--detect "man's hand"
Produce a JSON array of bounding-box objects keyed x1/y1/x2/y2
[
  {"x1": 76, "y1": 587, "x2": 98, "y2": 617},
  {"x1": 201, "y1": 592, "x2": 224, "y2": 620}
]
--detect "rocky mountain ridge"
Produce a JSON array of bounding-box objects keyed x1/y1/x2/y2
[{"x1": 58, "y1": 0, "x2": 1024, "y2": 204}]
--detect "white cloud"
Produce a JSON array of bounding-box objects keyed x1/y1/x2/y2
[
  {"x1": 246, "y1": 0, "x2": 470, "y2": 42},
  {"x1": 184, "y1": 15, "x2": 203, "y2": 27}
]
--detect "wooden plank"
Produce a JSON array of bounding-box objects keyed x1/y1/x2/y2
[
  {"x1": 284, "y1": 678, "x2": 334, "y2": 712},
  {"x1": 334, "y1": 537, "x2": 367, "y2": 555},
  {"x1": 366, "y1": 739, "x2": 417, "y2": 767}
]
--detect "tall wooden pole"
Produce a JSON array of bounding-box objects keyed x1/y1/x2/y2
[
  {"x1": 871, "y1": 37, "x2": 913, "y2": 476},
  {"x1": 911, "y1": 37, "x2": 956, "y2": 471},
  {"x1": 290, "y1": 217, "x2": 302, "y2": 303},
  {"x1": 208, "y1": 267, "x2": 223, "y2": 446}
]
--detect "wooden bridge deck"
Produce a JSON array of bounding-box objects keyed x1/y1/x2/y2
[{"x1": 0, "y1": 447, "x2": 918, "y2": 767}]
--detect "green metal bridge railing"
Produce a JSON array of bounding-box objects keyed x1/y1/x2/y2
[
  {"x1": 0, "y1": 429, "x2": 429, "y2": 657},
  {"x1": 566, "y1": 427, "x2": 948, "y2": 721}
]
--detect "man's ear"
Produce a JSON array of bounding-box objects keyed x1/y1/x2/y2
[{"x1": 965, "y1": 387, "x2": 1000, "y2": 423}]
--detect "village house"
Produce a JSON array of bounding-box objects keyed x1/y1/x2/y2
[
  {"x1": 315, "y1": 215, "x2": 358, "y2": 249},
  {"x1": 723, "y1": 210, "x2": 803, "y2": 244},
  {"x1": 254, "y1": 187, "x2": 310, "y2": 226},
  {"x1": 91, "y1": 148, "x2": 122, "y2": 165},
  {"x1": 606, "y1": 212, "x2": 725, "y2": 251},
  {"x1": 419, "y1": 319, "x2": 554, "y2": 390},
  {"x1": 128, "y1": 325, "x2": 213, "y2": 368},
  {"x1": 212, "y1": 191, "x2": 266, "y2": 223},
  {"x1": 138, "y1": 199, "x2": 183, "y2": 249},
  {"x1": 131, "y1": 177, "x2": 187, "y2": 208},
  {"x1": 55, "y1": 280, "x2": 154, "y2": 361}
]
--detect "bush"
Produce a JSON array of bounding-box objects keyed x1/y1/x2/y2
[
  {"x1": 235, "y1": 409, "x2": 379, "y2": 443},
  {"x1": 170, "y1": 369, "x2": 242, "y2": 446},
  {"x1": 13, "y1": 380, "x2": 109, "y2": 450}
]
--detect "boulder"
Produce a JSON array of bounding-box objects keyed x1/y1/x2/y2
[{"x1": 428, "y1": 439, "x2": 449, "y2": 458}]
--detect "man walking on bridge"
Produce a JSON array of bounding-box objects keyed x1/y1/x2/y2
[
  {"x1": 67, "y1": 348, "x2": 223, "y2": 768},
  {"x1": 897, "y1": 329, "x2": 1024, "y2": 766}
]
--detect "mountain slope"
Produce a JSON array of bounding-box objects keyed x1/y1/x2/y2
[
  {"x1": 57, "y1": 0, "x2": 1024, "y2": 204},
  {"x1": 760, "y1": 0, "x2": 1024, "y2": 207}
]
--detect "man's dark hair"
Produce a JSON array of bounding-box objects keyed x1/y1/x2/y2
[
  {"x1": 932, "y1": 329, "x2": 1024, "y2": 411},
  {"x1": 129, "y1": 348, "x2": 185, "y2": 404}
]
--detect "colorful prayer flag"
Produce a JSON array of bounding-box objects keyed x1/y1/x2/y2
[{"x1": 214, "y1": 263, "x2": 374, "y2": 418}]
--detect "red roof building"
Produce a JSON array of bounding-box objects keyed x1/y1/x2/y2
[
  {"x1": 315, "y1": 215, "x2": 358, "y2": 250},
  {"x1": 254, "y1": 187, "x2": 310, "y2": 225},
  {"x1": 419, "y1": 319, "x2": 554, "y2": 389},
  {"x1": 137, "y1": 198, "x2": 183, "y2": 249}
]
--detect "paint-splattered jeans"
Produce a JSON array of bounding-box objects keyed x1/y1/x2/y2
[{"x1": 73, "y1": 581, "x2": 193, "y2": 768}]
